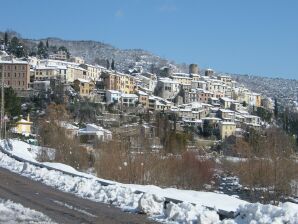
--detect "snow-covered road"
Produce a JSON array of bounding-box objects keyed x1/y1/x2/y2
[
  {"x1": 0, "y1": 167, "x2": 155, "y2": 224},
  {"x1": 0, "y1": 197, "x2": 56, "y2": 224}
]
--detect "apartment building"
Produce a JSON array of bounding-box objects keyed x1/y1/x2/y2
[
  {"x1": 106, "y1": 90, "x2": 121, "y2": 104},
  {"x1": 49, "y1": 50, "x2": 68, "y2": 61},
  {"x1": 0, "y1": 59, "x2": 30, "y2": 94},
  {"x1": 219, "y1": 121, "x2": 236, "y2": 140},
  {"x1": 218, "y1": 75, "x2": 232, "y2": 85},
  {"x1": 69, "y1": 56, "x2": 85, "y2": 64},
  {"x1": 35, "y1": 65, "x2": 55, "y2": 80},
  {"x1": 148, "y1": 96, "x2": 172, "y2": 111},
  {"x1": 79, "y1": 64, "x2": 102, "y2": 80},
  {"x1": 155, "y1": 78, "x2": 180, "y2": 100},
  {"x1": 171, "y1": 73, "x2": 192, "y2": 85},
  {"x1": 66, "y1": 65, "x2": 87, "y2": 82},
  {"x1": 102, "y1": 71, "x2": 136, "y2": 94},
  {"x1": 137, "y1": 90, "x2": 149, "y2": 108},
  {"x1": 121, "y1": 93, "x2": 138, "y2": 107},
  {"x1": 135, "y1": 73, "x2": 157, "y2": 93},
  {"x1": 73, "y1": 78, "x2": 95, "y2": 96}
]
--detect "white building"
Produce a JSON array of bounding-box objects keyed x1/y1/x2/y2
[
  {"x1": 106, "y1": 90, "x2": 121, "y2": 104},
  {"x1": 78, "y1": 124, "x2": 112, "y2": 143},
  {"x1": 121, "y1": 93, "x2": 138, "y2": 107},
  {"x1": 155, "y1": 78, "x2": 180, "y2": 100}
]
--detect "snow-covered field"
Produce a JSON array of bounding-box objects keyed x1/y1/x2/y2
[
  {"x1": 0, "y1": 139, "x2": 298, "y2": 223},
  {"x1": 0, "y1": 198, "x2": 56, "y2": 224}
]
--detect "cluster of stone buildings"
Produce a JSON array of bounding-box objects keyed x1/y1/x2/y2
[{"x1": 0, "y1": 51, "x2": 272, "y2": 140}]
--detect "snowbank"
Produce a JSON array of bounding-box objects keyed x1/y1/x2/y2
[
  {"x1": 223, "y1": 202, "x2": 298, "y2": 224},
  {"x1": 0, "y1": 198, "x2": 56, "y2": 224},
  {"x1": 126, "y1": 184, "x2": 247, "y2": 212},
  {"x1": 1, "y1": 139, "x2": 298, "y2": 223}
]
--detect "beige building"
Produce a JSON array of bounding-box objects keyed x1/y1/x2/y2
[
  {"x1": 218, "y1": 75, "x2": 232, "y2": 85},
  {"x1": 66, "y1": 66, "x2": 87, "y2": 82},
  {"x1": 69, "y1": 57, "x2": 85, "y2": 64},
  {"x1": 102, "y1": 71, "x2": 136, "y2": 94},
  {"x1": 34, "y1": 65, "x2": 57, "y2": 80},
  {"x1": 73, "y1": 78, "x2": 95, "y2": 96},
  {"x1": 0, "y1": 59, "x2": 30, "y2": 94},
  {"x1": 79, "y1": 64, "x2": 102, "y2": 80},
  {"x1": 34, "y1": 65, "x2": 67, "y2": 81},
  {"x1": 49, "y1": 50, "x2": 68, "y2": 61},
  {"x1": 171, "y1": 73, "x2": 192, "y2": 85},
  {"x1": 137, "y1": 90, "x2": 149, "y2": 108},
  {"x1": 219, "y1": 121, "x2": 236, "y2": 140}
]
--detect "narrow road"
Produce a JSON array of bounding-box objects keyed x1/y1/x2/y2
[{"x1": 0, "y1": 167, "x2": 156, "y2": 224}]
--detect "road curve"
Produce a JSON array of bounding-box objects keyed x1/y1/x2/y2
[{"x1": 0, "y1": 167, "x2": 156, "y2": 224}]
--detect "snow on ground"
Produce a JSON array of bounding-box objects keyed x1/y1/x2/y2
[
  {"x1": 1, "y1": 139, "x2": 55, "y2": 162},
  {"x1": 0, "y1": 139, "x2": 298, "y2": 223},
  {"x1": 126, "y1": 184, "x2": 247, "y2": 212},
  {"x1": 0, "y1": 198, "x2": 56, "y2": 224},
  {"x1": 223, "y1": 202, "x2": 298, "y2": 224}
]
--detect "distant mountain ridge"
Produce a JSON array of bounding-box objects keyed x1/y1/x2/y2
[{"x1": 22, "y1": 37, "x2": 188, "y2": 74}]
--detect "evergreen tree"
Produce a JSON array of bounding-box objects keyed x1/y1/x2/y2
[
  {"x1": 4, "y1": 32, "x2": 8, "y2": 46},
  {"x1": 202, "y1": 120, "x2": 213, "y2": 137},
  {"x1": 46, "y1": 39, "x2": 49, "y2": 48},
  {"x1": 8, "y1": 37, "x2": 27, "y2": 58},
  {"x1": 37, "y1": 41, "x2": 45, "y2": 58},
  {"x1": 58, "y1": 46, "x2": 70, "y2": 59},
  {"x1": 106, "y1": 59, "x2": 110, "y2": 69},
  {"x1": 0, "y1": 87, "x2": 21, "y2": 117},
  {"x1": 274, "y1": 98, "x2": 278, "y2": 119},
  {"x1": 37, "y1": 41, "x2": 48, "y2": 58},
  {"x1": 111, "y1": 59, "x2": 115, "y2": 70}
]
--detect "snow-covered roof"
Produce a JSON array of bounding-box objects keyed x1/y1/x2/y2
[
  {"x1": 137, "y1": 90, "x2": 148, "y2": 96},
  {"x1": 75, "y1": 78, "x2": 90, "y2": 83},
  {"x1": 0, "y1": 59, "x2": 28, "y2": 64},
  {"x1": 158, "y1": 78, "x2": 179, "y2": 84},
  {"x1": 221, "y1": 121, "x2": 236, "y2": 125},
  {"x1": 219, "y1": 109, "x2": 235, "y2": 113},
  {"x1": 16, "y1": 119, "x2": 32, "y2": 124},
  {"x1": 121, "y1": 93, "x2": 138, "y2": 98},
  {"x1": 220, "y1": 97, "x2": 235, "y2": 102},
  {"x1": 107, "y1": 90, "x2": 121, "y2": 94}
]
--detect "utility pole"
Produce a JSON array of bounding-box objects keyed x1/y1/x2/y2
[{"x1": 0, "y1": 64, "x2": 4, "y2": 140}]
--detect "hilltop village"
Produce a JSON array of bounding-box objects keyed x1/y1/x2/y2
[{"x1": 0, "y1": 43, "x2": 274, "y2": 143}]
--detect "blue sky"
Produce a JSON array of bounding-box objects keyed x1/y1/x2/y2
[{"x1": 0, "y1": 0, "x2": 297, "y2": 79}]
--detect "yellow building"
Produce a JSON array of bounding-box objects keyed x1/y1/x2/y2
[
  {"x1": 67, "y1": 66, "x2": 87, "y2": 82},
  {"x1": 73, "y1": 78, "x2": 95, "y2": 96},
  {"x1": 171, "y1": 74, "x2": 192, "y2": 85},
  {"x1": 34, "y1": 65, "x2": 57, "y2": 80},
  {"x1": 219, "y1": 121, "x2": 236, "y2": 140},
  {"x1": 15, "y1": 115, "x2": 33, "y2": 136},
  {"x1": 79, "y1": 64, "x2": 102, "y2": 80},
  {"x1": 102, "y1": 71, "x2": 136, "y2": 94}
]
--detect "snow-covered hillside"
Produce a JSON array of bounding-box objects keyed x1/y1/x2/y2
[{"x1": 23, "y1": 37, "x2": 188, "y2": 74}]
